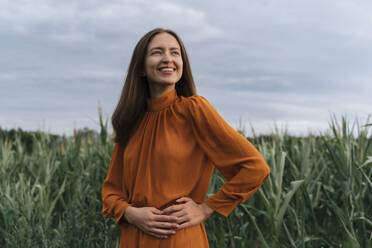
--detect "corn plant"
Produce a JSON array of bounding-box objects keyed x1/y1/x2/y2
[{"x1": 0, "y1": 112, "x2": 371, "y2": 247}]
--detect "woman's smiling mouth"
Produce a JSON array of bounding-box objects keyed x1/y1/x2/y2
[{"x1": 158, "y1": 67, "x2": 176, "y2": 72}]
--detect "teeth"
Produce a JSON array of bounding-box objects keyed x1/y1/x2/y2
[{"x1": 160, "y1": 68, "x2": 174, "y2": 72}]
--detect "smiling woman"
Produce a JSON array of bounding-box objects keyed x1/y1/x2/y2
[{"x1": 101, "y1": 27, "x2": 270, "y2": 248}]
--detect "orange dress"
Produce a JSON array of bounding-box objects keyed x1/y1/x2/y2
[{"x1": 101, "y1": 88, "x2": 270, "y2": 247}]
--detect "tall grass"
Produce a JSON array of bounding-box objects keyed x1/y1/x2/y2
[
  {"x1": 206, "y1": 116, "x2": 372, "y2": 247},
  {"x1": 0, "y1": 112, "x2": 371, "y2": 247}
]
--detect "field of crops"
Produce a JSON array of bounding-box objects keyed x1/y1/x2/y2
[{"x1": 0, "y1": 114, "x2": 371, "y2": 247}]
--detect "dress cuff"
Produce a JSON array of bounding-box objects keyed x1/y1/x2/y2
[
  {"x1": 204, "y1": 190, "x2": 241, "y2": 217},
  {"x1": 114, "y1": 202, "x2": 132, "y2": 225}
]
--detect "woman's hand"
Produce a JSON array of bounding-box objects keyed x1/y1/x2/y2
[
  {"x1": 124, "y1": 206, "x2": 180, "y2": 239},
  {"x1": 162, "y1": 197, "x2": 215, "y2": 230}
]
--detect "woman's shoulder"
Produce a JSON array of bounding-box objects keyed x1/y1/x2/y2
[
  {"x1": 176, "y1": 93, "x2": 217, "y2": 118},
  {"x1": 178, "y1": 94, "x2": 212, "y2": 109}
]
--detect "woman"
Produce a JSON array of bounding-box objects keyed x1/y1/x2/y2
[{"x1": 101, "y1": 28, "x2": 270, "y2": 247}]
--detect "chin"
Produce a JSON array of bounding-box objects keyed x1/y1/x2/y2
[{"x1": 156, "y1": 80, "x2": 178, "y2": 85}]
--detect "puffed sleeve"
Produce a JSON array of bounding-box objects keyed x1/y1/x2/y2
[
  {"x1": 186, "y1": 95, "x2": 270, "y2": 217},
  {"x1": 101, "y1": 142, "x2": 131, "y2": 225}
]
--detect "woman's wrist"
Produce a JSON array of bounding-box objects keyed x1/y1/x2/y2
[
  {"x1": 124, "y1": 206, "x2": 136, "y2": 224},
  {"x1": 200, "y1": 203, "x2": 214, "y2": 220}
]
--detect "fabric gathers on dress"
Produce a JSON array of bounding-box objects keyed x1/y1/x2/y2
[{"x1": 101, "y1": 88, "x2": 271, "y2": 247}]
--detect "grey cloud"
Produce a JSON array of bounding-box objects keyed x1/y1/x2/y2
[{"x1": 1, "y1": 0, "x2": 371, "y2": 136}]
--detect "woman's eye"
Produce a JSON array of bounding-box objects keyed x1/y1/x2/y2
[
  {"x1": 151, "y1": 51, "x2": 161, "y2": 55},
  {"x1": 172, "y1": 51, "x2": 180, "y2": 55}
]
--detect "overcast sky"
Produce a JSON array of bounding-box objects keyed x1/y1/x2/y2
[{"x1": 1, "y1": 0, "x2": 371, "y2": 137}]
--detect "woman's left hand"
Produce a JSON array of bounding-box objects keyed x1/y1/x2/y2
[{"x1": 161, "y1": 197, "x2": 214, "y2": 230}]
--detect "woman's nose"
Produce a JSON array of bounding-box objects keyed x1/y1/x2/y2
[{"x1": 161, "y1": 51, "x2": 172, "y2": 62}]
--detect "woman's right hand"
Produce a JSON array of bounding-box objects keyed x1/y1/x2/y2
[{"x1": 124, "y1": 206, "x2": 180, "y2": 239}]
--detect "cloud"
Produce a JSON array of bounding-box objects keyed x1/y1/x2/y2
[
  {"x1": 0, "y1": 0, "x2": 221, "y2": 43},
  {"x1": 1, "y1": 0, "x2": 371, "y2": 136}
]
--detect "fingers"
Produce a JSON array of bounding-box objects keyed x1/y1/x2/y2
[
  {"x1": 153, "y1": 214, "x2": 179, "y2": 223},
  {"x1": 133, "y1": 207, "x2": 180, "y2": 239},
  {"x1": 151, "y1": 207, "x2": 180, "y2": 223},
  {"x1": 162, "y1": 204, "x2": 184, "y2": 214},
  {"x1": 150, "y1": 208, "x2": 164, "y2": 215},
  {"x1": 176, "y1": 222, "x2": 190, "y2": 230},
  {"x1": 167, "y1": 210, "x2": 186, "y2": 220},
  {"x1": 141, "y1": 218, "x2": 178, "y2": 239},
  {"x1": 136, "y1": 199, "x2": 202, "y2": 236},
  {"x1": 147, "y1": 209, "x2": 180, "y2": 236},
  {"x1": 152, "y1": 220, "x2": 179, "y2": 230},
  {"x1": 174, "y1": 215, "x2": 189, "y2": 225},
  {"x1": 162, "y1": 210, "x2": 188, "y2": 224}
]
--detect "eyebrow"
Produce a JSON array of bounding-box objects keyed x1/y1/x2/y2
[{"x1": 149, "y1": 46, "x2": 180, "y2": 51}]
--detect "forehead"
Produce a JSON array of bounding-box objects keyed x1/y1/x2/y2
[{"x1": 147, "y1": 32, "x2": 180, "y2": 50}]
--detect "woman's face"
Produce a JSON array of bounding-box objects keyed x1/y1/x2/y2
[{"x1": 144, "y1": 32, "x2": 183, "y2": 86}]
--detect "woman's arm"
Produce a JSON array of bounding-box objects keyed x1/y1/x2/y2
[
  {"x1": 101, "y1": 143, "x2": 131, "y2": 224},
  {"x1": 163, "y1": 95, "x2": 270, "y2": 228},
  {"x1": 187, "y1": 95, "x2": 271, "y2": 217}
]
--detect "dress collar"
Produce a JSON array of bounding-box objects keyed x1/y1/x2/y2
[{"x1": 146, "y1": 88, "x2": 178, "y2": 112}]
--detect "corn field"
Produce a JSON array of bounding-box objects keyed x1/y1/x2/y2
[{"x1": 0, "y1": 112, "x2": 371, "y2": 247}]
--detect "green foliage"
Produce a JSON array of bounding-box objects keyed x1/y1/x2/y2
[{"x1": 0, "y1": 113, "x2": 371, "y2": 247}]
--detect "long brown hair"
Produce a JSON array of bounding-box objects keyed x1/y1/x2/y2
[{"x1": 111, "y1": 28, "x2": 197, "y2": 147}]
